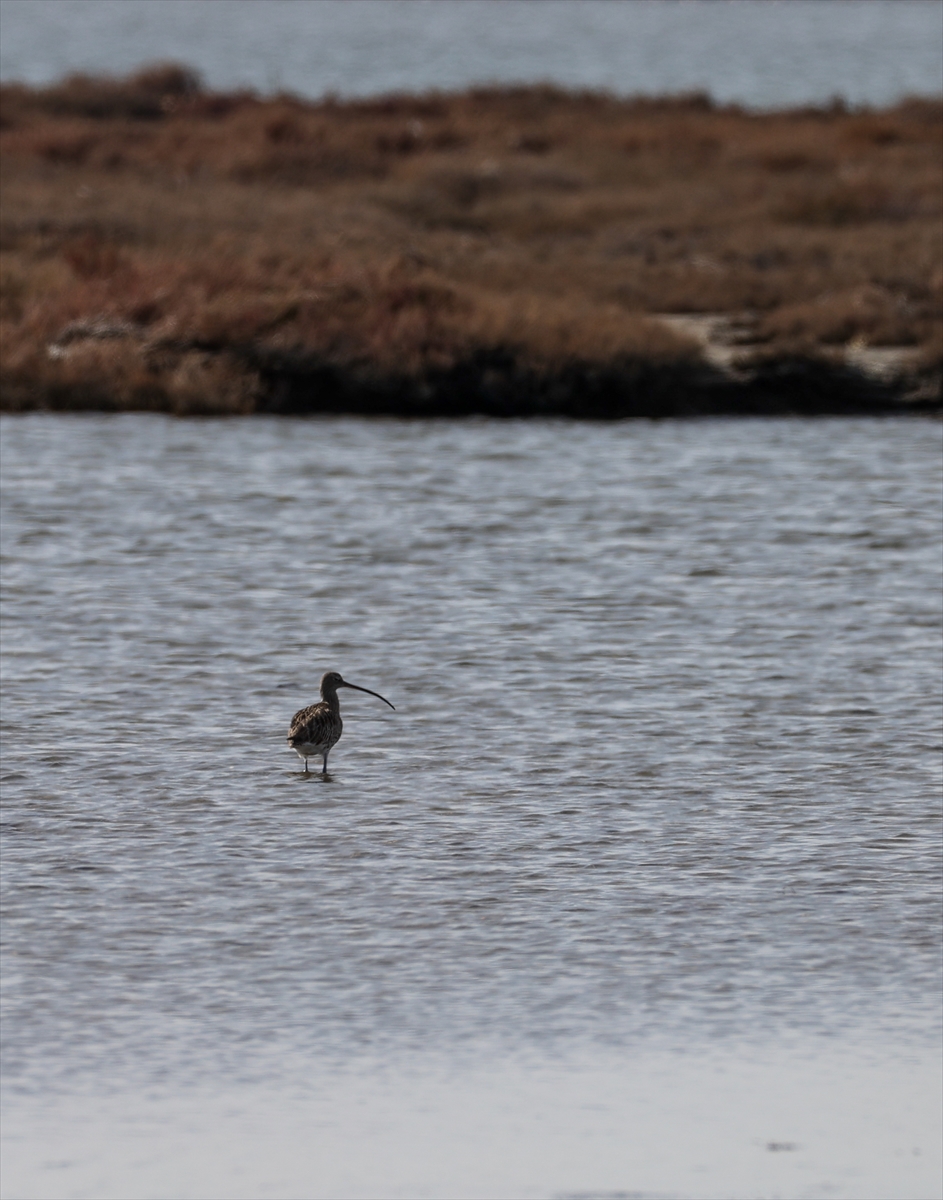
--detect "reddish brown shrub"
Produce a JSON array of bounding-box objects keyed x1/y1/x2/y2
[{"x1": 1, "y1": 68, "x2": 939, "y2": 410}]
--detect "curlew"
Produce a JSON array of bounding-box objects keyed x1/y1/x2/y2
[{"x1": 288, "y1": 671, "x2": 394, "y2": 773}]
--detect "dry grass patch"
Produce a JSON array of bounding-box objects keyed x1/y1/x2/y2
[{"x1": 1, "y1": 69, "x2": 939, "y2": 411}]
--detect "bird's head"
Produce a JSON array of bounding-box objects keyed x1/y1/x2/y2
[
  {"x1": 319, "y1": 671, "x2": 395, "y2": 710},
  {"x1": 320, "y1": 671, "x2": 345, "y2": 695}
]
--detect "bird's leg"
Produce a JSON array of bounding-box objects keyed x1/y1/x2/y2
[
  {"x1": 303, "y1": 759, "x2": 309, "y2": 774},
  {"x1": 322, "y1": 752, "x2": 329, "y2": 774}
]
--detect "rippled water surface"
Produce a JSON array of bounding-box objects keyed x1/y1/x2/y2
[{"x1": 1, "y1": 414, "x2": 941, "y2": 1196}]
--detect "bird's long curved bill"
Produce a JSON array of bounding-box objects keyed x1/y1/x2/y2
[{"x1": 343, "y1": 682, "x2": 395, "y2": 710}]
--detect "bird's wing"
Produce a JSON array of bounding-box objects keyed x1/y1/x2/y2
[{"x1": 288, "y1": 703, "x2": 331, "y2": 744}]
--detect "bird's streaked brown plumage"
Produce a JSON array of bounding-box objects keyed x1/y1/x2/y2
[{"x1": 288, "y1": 670, "x2": 394, "y2": 773}]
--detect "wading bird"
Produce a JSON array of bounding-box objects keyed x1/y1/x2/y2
[{"x1": 288, "y1": 671, "x2": 395, "y2": 773}]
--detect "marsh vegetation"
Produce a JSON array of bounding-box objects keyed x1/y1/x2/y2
[{"x1": 1, "y1": 66, "x2": 939, "y2": 414}]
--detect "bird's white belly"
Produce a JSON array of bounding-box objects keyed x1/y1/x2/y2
[
  {"x1": 291, "y1": 730, "x2": 341, "y2": 759},
  {"x1": 292, "y1": 741, "x2": 328, "y2": 757}
]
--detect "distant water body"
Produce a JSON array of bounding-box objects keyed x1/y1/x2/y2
[{"x1": 1, "y1": 0, "x2": 941, "y2": 108}]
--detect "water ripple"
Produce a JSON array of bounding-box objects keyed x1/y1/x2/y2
[{"x1": 1, "y1": 414, "x2": 940, "y2": 1090}]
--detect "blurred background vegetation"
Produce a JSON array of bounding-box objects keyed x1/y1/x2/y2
[{"x1": 1, "y1": 65, "x2": 940, "y2": 413}]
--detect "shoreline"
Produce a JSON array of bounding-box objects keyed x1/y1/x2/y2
[{"x1": 7, "y1": 317, "x2": 935, "y2": 418}]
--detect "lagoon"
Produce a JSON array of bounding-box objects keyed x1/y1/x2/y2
[{"x1": 1, "y1": 412, "x2": 940, "y2": 1196}]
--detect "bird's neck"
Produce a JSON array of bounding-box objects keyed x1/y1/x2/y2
[{"x1": 320, "y1": 689, "x2": 341, "y2": 711}]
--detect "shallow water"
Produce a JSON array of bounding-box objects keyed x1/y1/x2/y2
[{"x1": 1, "y1": 414, "x2": 941, "y2": 1197}]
